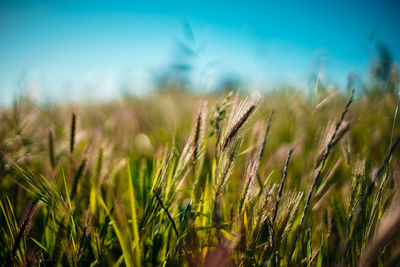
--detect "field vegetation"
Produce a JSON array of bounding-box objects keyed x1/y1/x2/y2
[{"x1": 1, "y1": 84, "x2": 400, "y2": 266}]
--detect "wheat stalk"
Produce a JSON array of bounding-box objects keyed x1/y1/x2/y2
[{"x1": 289, "y1": 90, "x2": 354, "y2": 264}]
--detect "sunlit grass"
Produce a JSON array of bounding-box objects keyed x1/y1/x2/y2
[{"x1": 1, "y1": 88, "x2": 400, "y2": 266}]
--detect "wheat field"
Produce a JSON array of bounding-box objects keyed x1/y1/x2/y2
[{"x1": 1, "y1": 88, "x2": 400, "y2": 266}]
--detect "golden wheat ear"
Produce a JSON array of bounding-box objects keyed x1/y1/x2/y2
[{"x1": 220, "y1": 95, "x2": 263, "y2": 152}]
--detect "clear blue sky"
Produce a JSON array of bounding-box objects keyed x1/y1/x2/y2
[{"x1": 0, "y1": 0, "x2": 399, "y2": 104}]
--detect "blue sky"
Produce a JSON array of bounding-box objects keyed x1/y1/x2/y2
[{"x1": 0, "y1": 0, "x2": 399, "y2": 104}]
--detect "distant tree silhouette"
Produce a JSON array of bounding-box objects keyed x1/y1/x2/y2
[{"x1": 368, "y1": 41, "x2": 398, "y2": 95}]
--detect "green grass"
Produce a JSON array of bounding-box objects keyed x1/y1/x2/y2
[{"x1": 1, "y1": 88, "x2": 400, "y2": 266}]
